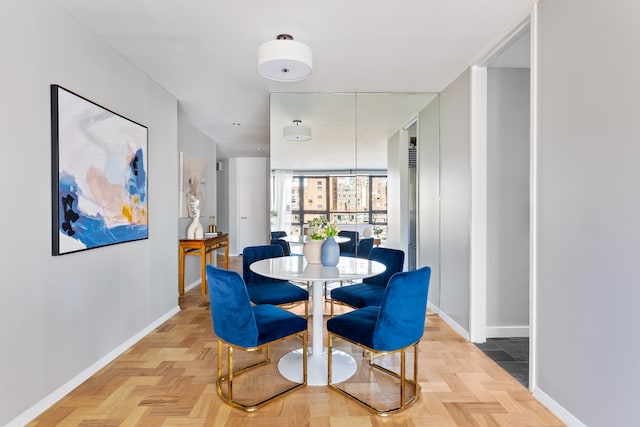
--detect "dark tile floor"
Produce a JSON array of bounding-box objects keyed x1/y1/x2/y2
[{"x1": 475, "y1": 337, "x2": 529, "y2": 388}]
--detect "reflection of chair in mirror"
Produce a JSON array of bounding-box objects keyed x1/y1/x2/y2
[
  {"x1": 207, "y1": 265, "x2": 308, "y2": 411},
  {"x1": 327, "y1": 266, "x2": 431, "y2": 415},
  {"x1": 330, "y1": 247, "x2": 405, "y2": 316},
  {"x1": 337, "y1": 230, "x2": 358, "y2": 257},
  {"x1": 355, "y1": 237, "x2": 374, "y2": 259},
  {"x1": 270, "y1": 238, "x2": 292, "y2": 256},
  {"x1": 270, "y1": 231, "x2": 287, "y2": 240},
  {"x1": 242, "y1": 245, "x2": 309, "y2": 318}
]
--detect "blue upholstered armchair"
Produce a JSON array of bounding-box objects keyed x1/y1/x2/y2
[
  {"x1": 337, "y1": 230, "x2": 358, "y2": 257},
  {"x1": 207, "y1": 265, "x2": 308, "y2": 411},
  {"x1": 355, "y1": 237, "x2": 374, "y2": 259},
  {"x1": 330, "y1": 247, "x2": 405, "y2": 316},
  {"x1": 327, "y1": 266, "x2": 431, "y2": 415},
  {"x1": 242, "y1": 245, "x2": 309, "y2": 317},
  {"x1": 270, "y1": 230, "x2": 287, "y2": 240}
]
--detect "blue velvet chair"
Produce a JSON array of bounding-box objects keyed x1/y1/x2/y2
[
  {"x1": 355, "y1": 237, "x2": 374, "y2": 259},
  {"x1": 270, "y1": 238, "x2": 292, "y2": 256},
  {"x1": 243, "y1": 245, "x2": 309, "y2": 317},
  {"x1": 327, "y1": 266, "x2": 431, "y2": 415},
  {"x1": 270, "y1": 230, "x2": 287, "y2": 240},
  {"x1": 330, "y1": 247, "x2": 405, "y2": 316},
  {"x1": 337, "y1": 230, "x2": 358, "y2": 257},
  {"x1": 207, "y1": 265, "x2": 308, "y2": 411}
]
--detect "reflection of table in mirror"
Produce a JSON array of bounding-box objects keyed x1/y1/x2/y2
[{"x1": 250, "y1": 256, "x2": 385, "y2": 385}]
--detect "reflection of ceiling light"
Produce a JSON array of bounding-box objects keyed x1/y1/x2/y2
[
  {"x1": 258, "y1": 34, "x2": 312, "y2": 82},
  {"x1": 283, "y1": 120, "x2": 311, "y2": 142}
]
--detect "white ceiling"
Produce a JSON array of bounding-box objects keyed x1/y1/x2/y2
[{"x1": 52, "y1": 0, "x2": 534, "y2": 159}]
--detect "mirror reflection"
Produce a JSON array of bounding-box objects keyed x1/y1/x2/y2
[{"x1": 269, "y1": 92, "x2": 439, "y2": 306}]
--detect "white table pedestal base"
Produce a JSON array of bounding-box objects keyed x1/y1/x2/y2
[{"x1": 278, "y1": 348, "x2": 357, "y2": 386}]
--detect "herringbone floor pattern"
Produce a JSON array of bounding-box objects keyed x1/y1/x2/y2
[{"x1": 28, "y1": 256, "x2": 564, "y2": 426}]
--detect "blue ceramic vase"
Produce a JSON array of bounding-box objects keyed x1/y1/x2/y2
[{"x1": 321, "y1": 237, "x2": 340, "y2": 266}]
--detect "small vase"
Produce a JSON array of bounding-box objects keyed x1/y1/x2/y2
[
  {"x1": 187, "y1": 216, "x2": 204, "y2": 239},
  {"x1": 321, "y1": 236, "x2": 340, "y2": 267},
  {"x1": 303, "y1": 239, "x2": 323, "y2": 264}
]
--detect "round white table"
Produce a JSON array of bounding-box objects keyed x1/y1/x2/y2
[{"x1": 250, "y1": 256, "x2": 386, "y2": 385}]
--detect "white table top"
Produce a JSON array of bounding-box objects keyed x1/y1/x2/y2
[{"x1": 250, "y1": 256, "x2": 385, "y2": 282}]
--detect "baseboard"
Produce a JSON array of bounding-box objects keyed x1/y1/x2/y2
[
  {"x1": 437, "y1": 309, "x2": 470, "y2": 340},
  {"x1": 427, "y1": 300, "x2": 440, "y2": 313},
  {"x1": 6, "y1": 306, "x2": 181, "y2": 427},
  {"x1": 486, "y1": 325, "x2": 530, "y2": 338},
  {"x1": 184, "y1": 279, "x2": 201, "y2": 293},
  {"x1": 532, "y1": 386, "x2": 587, "y2": 427}
]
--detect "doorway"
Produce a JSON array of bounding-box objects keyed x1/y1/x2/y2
[{"x1": 470, "y1": 18, "x2": 535, "y2": 389}]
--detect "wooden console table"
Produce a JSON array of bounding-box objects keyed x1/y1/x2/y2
[{"x1": 179, "y1": 234, "x2": 229, "y2": 296}]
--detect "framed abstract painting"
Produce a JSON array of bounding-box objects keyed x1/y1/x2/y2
[{"x1": 51, "y1": 85, "x2": 149, "y2": 255}]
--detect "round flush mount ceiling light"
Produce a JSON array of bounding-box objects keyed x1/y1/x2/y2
[
  {"x1": 283, "y1": 120, "x2": 312, "y2": 141},
  {"x1": 258, "y1": 34, "x2": 312, "y2": 82}
]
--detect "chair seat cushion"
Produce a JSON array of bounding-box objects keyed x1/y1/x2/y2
[
  {"x1": 247, "y1": 280, "x2": 309, "y2": 305},
  {"x1": 327, "y1": 306, "x2": 379, "y2": 349},
  {"x1": 253, "y1": 304, "x2": 307, "y2": 346},
  {"x1": 331, "y1": 283, "x2": 385, "y2": 308}
]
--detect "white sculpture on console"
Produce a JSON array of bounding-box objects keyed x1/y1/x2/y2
[{"x1": 187, "y1": 196, "x2": 204, "y2": 239}]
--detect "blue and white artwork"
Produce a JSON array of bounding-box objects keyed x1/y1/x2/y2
[{"x1": 51, "y1": 85, "x2": 148, "y2": 255}]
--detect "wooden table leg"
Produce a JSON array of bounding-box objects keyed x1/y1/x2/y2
[
  {"x1": 201, "y1": 245, "x2": 207, "y2": 296},
  {"x1": 223, "y1": 243, "x2": 229, "y2": 269},
  {"x1": 179, "y1": 245, "x2": 185, "y2": 296}
]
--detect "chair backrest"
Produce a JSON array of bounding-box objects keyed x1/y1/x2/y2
[
  {"x1": 270, "y1": 238, "x2": 291, "y2": 256},
  {"x1": 364, "y1": 247, "x2": 405, "y2": 287},
  {"x1": 207, "y1": 265, "x2": 259, "y2": 348},
  {"x1": 271, "y1": 231, "x2": 287, "y2": 240},
  {"x1": 372, "y1": 266, "x2": 431, "y2": 351},
  {"x1": 338, "y1": 230, "x2": 358, "y2": 256},
  {"x1": 355, "y1": 237, "x2": 374, "y2": 259},
  {"x1": 242, "y1": 244, "x2": 285, "y2": 285}
]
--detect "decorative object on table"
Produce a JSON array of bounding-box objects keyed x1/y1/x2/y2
[
  {"x1": 179, "y1": 151, "x2": 206, "y2": 218},
  {"x1": 373, "y1": 226, "x2": 384, "y2": 238},
  {"x1": 51, "y1": 85, "x2": 148, "y2": 256},
  {"x1": 306, "y1": 216, "x2": 325, "y2": 239},
  {"x1": 362, "y1": 226, "x2": 373, "y2": 238},
  {"x1": 187, "y1": 196, "x2": 204, "y2": 239},
  {"x1": 208, "y1": 216, "x2": 217, "y2": 233},
  {"x1": 303, "y1": 239, "x2": 323, "y2": 264},
  {"x1": 320, "y1": 221, "x2": 340, "y2": 267}
]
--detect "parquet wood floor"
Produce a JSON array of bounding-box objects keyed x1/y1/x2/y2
[{"x1": 28, "y1": 256, "x2": 565, "y2": 426}]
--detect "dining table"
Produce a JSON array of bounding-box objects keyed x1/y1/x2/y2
[{"x1": 250, "y1": 255, "x2": 386, "y2": 385}]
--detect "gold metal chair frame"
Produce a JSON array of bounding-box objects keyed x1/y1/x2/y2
[
  {"x1": 327, "y1": 332, "x2": 421, "y2": 416},
  {"x1": 216, "y1": 330, "x2": 308, "y2": 412}
]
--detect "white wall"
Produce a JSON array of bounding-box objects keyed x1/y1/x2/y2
[
  {"x1": 439, "y1": 68, "x2": 472, "y2": 332},
  {"x1": 0, "y1": 1, "x2": 179, "y2": 425},
  {"x1": 535, "y1": 1, "x2": 640, "y2": 425},
  {"x1": 486, "y1": 67, "x2": 530, "y2": 335},
  {"x1": 178, "y1": 110, "x2": 217, "y2": 287},
  {"x1": 417, "y1": 96, "x2": 441, "y2": 307}
]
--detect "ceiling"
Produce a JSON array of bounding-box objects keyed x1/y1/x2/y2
[{"x1": 52, "y1": 0, "x2": 534, "y2": 160}]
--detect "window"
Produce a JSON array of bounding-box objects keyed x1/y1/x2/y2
[{"x1": 289, "y1": 174, "x2": 387, "y2": 236}]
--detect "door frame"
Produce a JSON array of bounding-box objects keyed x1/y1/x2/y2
[{"x1": 468, "y1": 4, "x2": 538, "y2": 390}]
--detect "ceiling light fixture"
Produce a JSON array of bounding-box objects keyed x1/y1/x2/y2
[
  {"x1": 258, "y1": 34, "x2": 312, "y2": 82},
  {"x1": 283, "y1": 120, "x2": 312, "y2": 142}
]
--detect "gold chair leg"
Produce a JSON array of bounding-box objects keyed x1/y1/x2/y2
[
  {"x1": 216, "y1": 332, "x2": 307, "y2": 412},
  {"x1": 327, "y1": 336, "x2": 421, "y2": 415}
]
